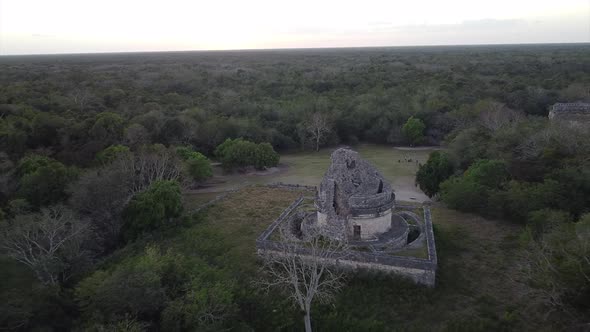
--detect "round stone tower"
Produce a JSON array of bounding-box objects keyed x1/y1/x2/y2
[{"x1": 316, "y1": 148, "x2": 395, "y2": 241}]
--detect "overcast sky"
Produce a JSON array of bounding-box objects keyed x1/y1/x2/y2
[{"x1": 0, "y1": 0, "x2": 589, "y2": 55}]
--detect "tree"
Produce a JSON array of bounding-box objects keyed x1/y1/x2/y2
[
  {"x1": 516, "y1": 214, "x2": 590, "y2": 320},
  {"x1": 305, "y1": 113, "x2": 331, "y2": 152},
  {"x1": 477, "y1": 100, "x2": 522, "y2": 132},
  {"x1": 124, "y1": 123, "x2": 151, "y2": 149},
  {"x1": 90, "y1": 112, "x2": 125, "y2": 143},
  {"x1": 415, "y1": 151, "x2": 454, "y2": 198},
  {"x1": 0, "y1": 205, "x2": 92, "y2": 285},
  {"x1": 214, "y1": 138, "x2": 279, "y2": 171},
  {"x1": 76, "y1": 246, "x2": 236, "y2": 329},
  {"x1": 122, "y1": 180, "x2": 183, "y2": 240},
  {"x1": 95, "y1": 145, "x2": 131, "y2": 165},
  {"x1": 17, "y1": 155, "x2": 77, "y2": 207},
  {"x1": 254, "y1": 143, "x2": 280, "y2": 170},
  {"x1": 29, "y1": 112, "x2": 65, "y2": 148},
  {"x1": 68, "y1": 164, "x2": 132, "y2": 250},
  {"x1": 259, "y1": 226, "x2": 348, "y2": 332},
  {"x1": 70, "y1": 145, "x2": 183, "y2": 248},
  {"x1": 68, "y1": 88, "x2": 93, "y2": 112},
  {"x1": 115, "y1": 144, "x2": 184, "y2": 196},
  {"x1": 401, "y1": 116, "x2": 425, "y2": 146},
  {"x1": 176, "y1": 146, "x2": 212, "y2": 182},
  {"x1": 440, "y1": 159, "x2": 509, "y2": 213}
]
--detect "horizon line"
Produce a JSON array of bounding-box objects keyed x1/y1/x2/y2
[{"x1": 1, "y1": 41, "x2": 589, "y2": 57}]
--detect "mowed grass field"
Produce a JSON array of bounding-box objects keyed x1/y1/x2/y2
[{"x1": 185, "y1": 144, "x2": 436, "y2": 207}]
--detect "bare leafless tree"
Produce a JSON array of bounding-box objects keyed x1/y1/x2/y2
[
  {"x1": 516, "y1": 121, "x2": 590, "y2": 160},
  {"x1": 259, "y1": 226, "x2": 348, "y2": 332},
  {"x1": 479, "y1": 101, "x2": 523, "y2": 132},
  {"x1": 115, "y1": 145, "x2": 184, "y2": 196},
  {"x1": 0, "y1": 205, "x2": 91, "y2": 285},
  {"x1": 69, "y1": 88, "x2": 93, "y2": 112},
  {"x1": 305, "y1": 113, "x2": 331, "y2": 152}
]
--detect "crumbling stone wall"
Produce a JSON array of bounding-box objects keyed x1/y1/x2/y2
[{"x1": 257, "y1": 196, "x2": 438, "y2": 287}]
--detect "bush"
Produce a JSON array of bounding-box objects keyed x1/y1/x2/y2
[
  {"x1": 415, "y1": 151, "x2": 454, "y2": 197},
  {"x1": 122, "y1": 180, "x2": 182, "y2": 240},
  {"x1": 253, "y1": 142, "x2": 280, "y2": 170},
  {"x1": 214, "y1": 138, "x2": 279, "y2": 171},
  {"x1": 440, "y1": 159, "x2": 508, "y2": 213},
  {"x1": 175, "y1": 146, "x2": 212, "y2": 182}
]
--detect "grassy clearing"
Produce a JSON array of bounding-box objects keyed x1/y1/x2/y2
[
  {"x1": 313, "y1": 204, "x2": 535, "y2": 331},
  {"x1": 192, "y1": 144, "x2": 435, "y2": 203},
  {"x1": 182, "y1": 191, "x2": 221, "y2": 210}
]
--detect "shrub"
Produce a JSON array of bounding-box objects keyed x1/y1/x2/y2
[
  {"x1": 253, "y1": 142, "x2": 280, "y2": 170},
  {"x1": 122, "y1": 180, "x2": 182, "y2": 240},
  {"x1": 214, "y1": 138, "x2": 279, "y2": 171},
  {"x1": 175, "y1": 147, "x2": 212, "y2": 182}
]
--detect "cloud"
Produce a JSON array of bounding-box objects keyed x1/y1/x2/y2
[
  {"x1": 371, "y1": 18, "x2": 528, "y2": 33},
  {"x1": 31, "y1": 33, "x2": 55, "y2": 38}
]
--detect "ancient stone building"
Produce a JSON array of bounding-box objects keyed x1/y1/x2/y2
[
  {"x1": 548, "y1": 102, "x2": 590, "y2": 124},
  {"x1": 257, "y1": 147, "x2": 438, "y2": 286},
  {"x1": 316, "y1": 148, "x2": 398, "y2": 241}
]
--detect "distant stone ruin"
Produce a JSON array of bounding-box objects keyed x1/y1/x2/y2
[
  {"x1": 549, "y1": 103, "x2": 590, "y2": 124},
  {"x1": 257, "y1": 148, "x2": 438, "y2": 287}
]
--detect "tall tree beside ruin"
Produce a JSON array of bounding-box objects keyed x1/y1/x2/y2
[
  {"x1": 259, "y1": 226, "x2": 348, "y2": 332},
  {"x1": 305, "y1": 113, "x2": 331, "y2": 152}
]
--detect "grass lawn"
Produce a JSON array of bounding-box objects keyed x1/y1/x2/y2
[{"x1": 193, "y1": 144, "x2": 436, "y2": 202}]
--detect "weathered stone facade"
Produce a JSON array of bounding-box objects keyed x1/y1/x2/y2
[
  {"x1": 316, "y1": 148, "x2": 396, "y2": 241},
  {"x1": 549, "y1": 102, "x2": 590, "y2": 124}
]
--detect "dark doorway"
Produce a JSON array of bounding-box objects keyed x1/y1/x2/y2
[{"x1": 353, "y1": 225, "x2": 361, "y2": 240}]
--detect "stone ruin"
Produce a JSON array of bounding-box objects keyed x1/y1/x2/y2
[
  {"x1": 315, "y1": 148, "x2": 398, "y2": 242},
  {"x1": 257, "y1": 148, "x2": 438, "y2": 286},
  {"x1": 549, "y1": 102, "x2": 590, "y2": 124}
]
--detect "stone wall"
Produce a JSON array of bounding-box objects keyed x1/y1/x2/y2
[
  {"x1": 349, "y1": 191, "x2": 395, "y2": 210},
  {"x1": 256, "y1": 197, "x2": 438, "y2": 287},
  {"x1": 349, "y1": 209, "x2": 393, "y2": 240}
]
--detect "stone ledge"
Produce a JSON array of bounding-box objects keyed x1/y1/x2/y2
[{"x1": 256, "y1": 196, "x2": 438, "y2": 287}]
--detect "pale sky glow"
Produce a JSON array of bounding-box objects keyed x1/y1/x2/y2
[{"x1": 0, "y1": 0, "x2": 589, "y2": 55}]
